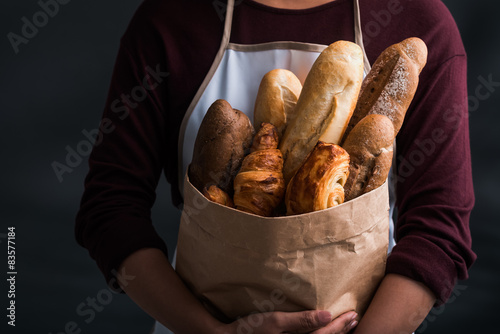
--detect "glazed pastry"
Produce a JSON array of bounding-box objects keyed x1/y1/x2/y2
[
  {"x1": 203, "y1": 185, "x2": 234, "y2": 207},
  {"x1": 233, "y1": 123, "x2": 285, "y2": 216},
  {"x1": 285, "y1": 141, "x2": 350, "y2": 215}
]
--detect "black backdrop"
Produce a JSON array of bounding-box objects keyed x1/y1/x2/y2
[{"x1": 1, "y1": 1, "x2": 499, "y2": 333}]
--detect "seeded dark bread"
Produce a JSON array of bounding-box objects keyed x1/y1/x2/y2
[
  {"x1": 342, "y1": 114, "x2": 395, "y2": 201},
  {"x1": 341, "y1": 37, "x2": 428, "y2": 144},
  {"x1": 189, "y1": 99, "x2": 254, "y2": 195}
]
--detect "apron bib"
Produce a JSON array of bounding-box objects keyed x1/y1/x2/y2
[{"x1": 154, "y1": 0, "x2": 396, "y2": 332}]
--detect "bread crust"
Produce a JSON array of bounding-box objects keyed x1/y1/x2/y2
[
  {"x1": 341, "y1": 38, "x2": 428, "y2": 143},
  {"x1": 342, "y1": 114, "x2": 395, "y2": 201},
  {"x1": 189, "y1": 99, "x2": 254, "y2": 195},
  {"x1": 254, "y1": 69, "x2": 302, "y2": 137},
  {"x1": 279, "y1": 41, "x2": 364, "y2": 184}
]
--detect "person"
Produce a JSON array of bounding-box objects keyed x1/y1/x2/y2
[{"x1": 75, "y1": 0, "x2": 476, "y2": 333}]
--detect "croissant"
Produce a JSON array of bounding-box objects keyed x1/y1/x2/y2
[
  {"x1": 203, "y1": 185, "x2": 234, "y2": 207},
  {"x1": 233, "y1": 123, "x2": 285, "y2": 216},
  {"x1": 285, "y1": 141, "x2": 350, "y2": 215}
]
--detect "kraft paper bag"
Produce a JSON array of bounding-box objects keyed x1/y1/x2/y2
[{"x1": 176, "y1": 173, "x2": 389, "y2": 321}]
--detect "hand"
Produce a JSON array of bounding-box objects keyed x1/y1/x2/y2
[{"x1": 216, "y1": 310, "x2": 358, "y2": 334}]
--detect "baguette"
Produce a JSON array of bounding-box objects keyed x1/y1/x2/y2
[
  {"x1": 341, "y1": 37, "x2": 427, "y2": 143},
  {"x1": 279, "y1": 41, "x2": 364, "y2": 183},
  {"x1": 254, "y1": 69, "x2": 302, "y2": 137},
  {"x1": 189, "y1": 99, "x2": 254, "y2": 195},
  {"x1": 342, "y1": 114, "x2": 395, "y2": 201}
]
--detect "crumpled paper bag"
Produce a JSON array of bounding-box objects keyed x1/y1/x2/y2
[{"x1": 176, "y1": 173, "x2": 389, "y2": 321}]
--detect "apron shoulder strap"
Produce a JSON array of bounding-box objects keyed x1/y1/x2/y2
[
  {"x1": 222, "y1": 0, "x2": 235, "y2": 48},
  {"x1": 354, "y1": 0, "x2": 371, "y2": 72}
]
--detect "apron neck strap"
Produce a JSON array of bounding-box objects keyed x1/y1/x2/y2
[
  {"x1": 222, "y1": 0, "x2": 235, "y2": 49},
  {"x1": 353, "y1": 0, "x2": 371, "y2": 72}
]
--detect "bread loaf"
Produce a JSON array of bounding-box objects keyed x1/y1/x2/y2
[
  {"x1": 285, "y1": 141, "x2": 350, "y2": 215},
  {"x1": 279, "y1": 41, "x2": 364, "y2": 183},
  {"x1": 254, "y1": 69, "x2": 302, "y2": 137},
  {"x1": 341, "y1": 38, "x2": 427, "y2": 143},
  {"x1": 342, "y1": 114, "x2": 395, "y2": 201},
  {"x1": 189, "y1": 99, "x2": 254, "y2": 195}
]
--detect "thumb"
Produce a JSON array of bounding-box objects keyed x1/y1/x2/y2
[{"x1": 281, "y1": 310, "x2": 333, "y2": 332}]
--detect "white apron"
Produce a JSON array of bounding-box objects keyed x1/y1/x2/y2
[{"x1": 153, "y1": 0, "x2": 396, "y2": 332}]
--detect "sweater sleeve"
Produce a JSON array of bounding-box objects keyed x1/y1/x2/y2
[
  {"x1": 74, "y1": 0, "x2": 224, "y2": 286},
  {"x1": 75, "y1": 27, "x2": 171, "y2": 286},
  {"x1": 386, "y1": 54, "x2": 476, "y2": 305}
]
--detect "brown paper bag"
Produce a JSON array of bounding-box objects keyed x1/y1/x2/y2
[{"x1": 176, "y1": 173, "x2": 389, "y2": 321}]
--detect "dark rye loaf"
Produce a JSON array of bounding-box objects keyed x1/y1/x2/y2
[{"x1": 189, "y1": 99, "x2": 254, "y2": 195}]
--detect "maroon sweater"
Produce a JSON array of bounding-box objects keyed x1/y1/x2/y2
[{"x1": 76, "y1": 0, "x2": 476, "y2": 305}]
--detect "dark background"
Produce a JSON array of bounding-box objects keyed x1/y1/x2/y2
[{"x1": 1, "y1": 1, "x2": 498, "y2": 333}]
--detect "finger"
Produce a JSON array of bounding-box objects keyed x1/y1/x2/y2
[
  {"x1": 277, "y1": 310, "x2": 333, "y2": 333},
  {"x1": 310, "y1": 311, "x2": 358, "y2": 334}
]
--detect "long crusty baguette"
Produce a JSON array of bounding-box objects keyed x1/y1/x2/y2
[
  {"x1": 254, "y1": 69, "x2": 302, "y2": 137},
  {"x1": 279, "y1": 41, "x2": 364, "y2": 183},
  {"x1": 341, "y1": 37, "x2": 427, "y2": 144},
  {"x1": 342, "y1": 114, "x2": 395, "y2": 201},
  {"x1": 189, "y1": 99, "x2": 254, "y2": 195}
]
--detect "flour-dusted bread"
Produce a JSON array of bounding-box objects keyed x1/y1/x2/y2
[
  {"x1": 189, "y1": 99, "x2": 254, "y2": 195},
  {"x1": 279, "y1": 41, "x2": 364, "y2": 184},
  {"x1": 341, "y1": 38, "x2": 428, "y2": 143}
]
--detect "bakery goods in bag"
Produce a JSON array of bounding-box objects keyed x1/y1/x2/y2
[
  {"x1": 202, "y1": 185, "x2": 234, "y2": 208},
  {"x1": 233, "y1": 123, "x2": 285, "y2": 216},
  {"x1": 342, "y1": 37, "x2": 428, "y2": 142},
  {"x1": 189, "y1": 99, "x2": 254, "y2": 195},
  {"x1": 190, "y1": 38, "x2": 427, "y2": 213},
  {"x1": 253, "y1": 69, "x2": 302, "y2": 137},
  {"x1": 279, "y1": 41, "x2": 364, "y2": 183},
  {"x1": 177, "y1": 41, "x2": 405, "y2": 323},
  {"x1": 342, "y1": 114, "x2": 395, "y2": 201},
  {"x1": 285, "y1": 141, "x2": 350, "y2": 215},
  {"x1": 177, "y1": 169, "x2": 390, "y2": 321}
]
